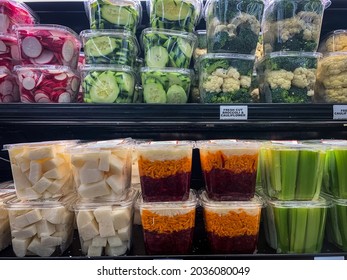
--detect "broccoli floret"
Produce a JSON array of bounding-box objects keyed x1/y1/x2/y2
[
  {"x1": 271, "y1": 87, "x2": 311, "y2": 103},
  {"x1": 230, "y1": 88, "x2": 253, "y2": 103},
  {"x1": 273, "y1": 31, "x2": 318, "y2": 52},
  {"x1": 298, "y1": 0, "x2": 324, "y2": 14},
  {"x1": 204, "y1": 59, "x2": 229, "y2": 75},
  {"x1": 267, "y1": 55, "x2": 318, "y2": 72},
  {"x1": 213, "y1": 31, "x2": 229, "y2": 50},
  {"x1": 203, "y1": 89, "x2": 252, "y2": 103},
  {"x1": 230, "y1": 59, "x2": 255, "y2": 76}
]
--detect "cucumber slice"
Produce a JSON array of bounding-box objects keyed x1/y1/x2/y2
[
  {"x1": 116, "y1": 72, "x2": 134, "y2": 94},
  {"x1": 167, "y1": 73, "x2": 184, "y2": 87},
  {"x1": 89, "y1": 71, "x2": 119, "y2": 103},
  {"x1": 101, "y1": 5, "x2": 135, "y2": 26},
  {"x1": 166, "y1": 85, "x2": 188, "y2": 104},
  {"x1": 85, "y1": 36, "x2": 117, "y2": 57},
  {"x1": 154, "y1": 0, "x2": 191, "y2": 21},
  {"x1": 143, "y1": 83, "x2": 167, "y2": 103},
  {"x1": 145, "y1": 46, "x2": 169, "y2": 67},
  {"x1": 177, "y1": 38, "x2": 192, "y2": 58}
]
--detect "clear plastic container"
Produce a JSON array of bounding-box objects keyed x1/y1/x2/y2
[
  {"x1": 80, "y1": 29, "x2": 139, "y2": 66},
  {"x1": 5, "y1": 194, "x2": 76, "y2": 257},
  {"x1": 136, "y1": 141, "x2": 194, "y2": 202},
  {"x1": 3, "y1": 140, "x2": 77, "y2": 200},
  {"x1": 136, "y1": 189, "x2": 197, "y2": 255},
  {"x1": 147, "y1": 0, "x2": 203, "y2": 32},
  {"x1": 0, "y1": 58, "x2": 13, "y2": 71},
  {"x1": 0, "y1": 66, "x2": 20, "y2": 103},
  {"x1": 198, "y1": 53, "x2": 255, "y2": 103},
  {"x1": 205, "y1": 0, "x2": 264, "y2": 54},
  {"x1": 0, "y1": 192, "x2": 15, "y2": 252},
  {"x1": 80, "y1": 64, "x2": 136, "y2": 103},
  {"x1": 198, "y1": 140, "x2": 260, "y2": 200},
  {"x1": 13, "y1": 24, "x2": 81, "y2": 69},
  {"x1": 0, "y1": 33, "x2": 20, "y2": 61},
  {"x1": 0, "y1": 181, "x2": 15, "y2": 193},
  {"x1": 193, "y1": 30, "x2": 207, "y2": 61},
  {"x1": 262, "y1": 0, "x2": 331, "y2": 53},
  {"x1": 85, "y1": 0, "x2": 142, "y2": 33},
  {"x1": 141, "y1": 28, "x2": 197, "y2": 68},
  {"x1": 319, "y1": 30, "x2": 347, "y2": 53},
  {"x1": 73, "y1": 188, "x2": 137, "y2": 257},
  {"x1": 68, "y1": 139, "x2": 133, "y2": 200},
  {"x1": 257, "y1": 52, "x2": 322, "y2": 103},
  {"x1": 262, "y1": 197, "x2": 331, "y2": 253},
  {"x1": 200, "y1": 191, "x2": 263, "y2": 254},
  {"x1": 14, "y1": 65, "x2": 80, "y2": 103},
  {"x1": 140, "y1": 67, "x2": 192, "y2": 104}
]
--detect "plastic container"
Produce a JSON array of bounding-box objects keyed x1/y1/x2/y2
[
  {"x1": 74, "y1": 188, "x2": 137, "y2": 257},
  {"x1": 205, "y1": 0, "x2": 264, "y2": 54},
  {"x1": 200, "y1": 191, "x2": 263, "y2": 254},
  {"x1": 13, "y1": 24, "x2": 81, "y2": 69},
  {"x1": 0, "y1": 0, "x2": 38, "y2": 33},
  {"x1": 0, "y1": 181, "x2": 15, "y2": 193},
  {"x1": 80, "y1": 64, "x2": 136, "y2": 103},
  {"x1": 141, "y1": 28, "x2": 197, "y2": 68},
  {"x1": 0, "y1": 58, "x2": 13, "y2": 71},
  {"x1": 193, "y1": 30, "x2": 207, "y2": 61},
  {"x1": 148, "y1": 0, "x2": 203, "y2": 32},
  {"x1": 259, "y1": 142, "x2": 326, "y2": 201},
  {"x1": 257, "y1": 52, "x2": 322, "y2": 103},
  {"x1": 198, "y1": 140, "x2": 260, "y2": 200},
  {"x1": 85, "y1": 0, "x2": 142, "y2": 33},
  {"x1": 68, "y1": 139, "x2": 133, "y2": 200},
  {"x1": 140, "y1": 67, "x2": 192, "y2": 104},
  {"x1": 262, "y1": 197, "x2": 331, "y2": 254},
  {"x1": 0, "y1": 33, "x2": 20, "y2": 61},
  {"x1": 136, "y1": 141, "x2": 194, "y2": 202},
  {"x1": 0, "y1": 66, "x2": 19, "y2": 103},
  {"x1": 198, "y1": 53, "x2": 255, "y2": 103},
  {"x1": 0, "y1": 192, "x2": 15, "y2": 252},
  {"x1": 262, "y1": 0, "x2": 331, "y2": 53},
  {"x1": 14, "y1": 65, "x2": 80, "y2": 103},
  {"x1": 136, "y1": 189, "x2": 197, "y2": 255},
  {"x1": 80, "y1": 29, "x2": 139, "y2": 67},
  {"x1": 319, "y1": 30, "x2": 347, "y2": 53},
  {"x1": 3, "y1": 140, "x2": 77, "y2": 200}
]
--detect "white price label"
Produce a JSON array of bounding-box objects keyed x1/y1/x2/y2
[
  {"x1": 220, "y1": 106, "x2": 248, "y2": 120},
  {"x1": 333, "y1": 105, "x2": 347, "y2": 119}
]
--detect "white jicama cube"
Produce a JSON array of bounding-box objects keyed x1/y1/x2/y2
[
  {"x1": 41, "y1": 207, "x2": 66, "y2": 224},
  {"x1": 105, "y1": 243, "x2": 127, "y2": 256},
  {"x1": 106, "y1": 175, "x2": 125, "y2": 194},
  {"x1": 28, "y1": 161, "x2": 42, "y2": 184},
  {"x1": 12, "y1": 213, "x2": 30, "y2": 229},
  {"x1": 52, "y1": 230, "x2": 70, "y2": 244},
  {"x1": 81, "y1": 239, "x2": 92, "y2": 255},
  {"x1": 118, "y1": 225, "x2": 131, "y2": 241},
  {"x1": 42, "y1": 157, "x2": 65, "y2": 172},
  {"x1": 112, "y1": 208, "x2": 131, "y2": 230},
  {"x1": 98, "y1": 222, "x2": 116, "y2": 238},
  {"x1": 91, "y1": 236, "x2": 107, "y2": 247},
  {"x1": 25, "y1": 209, "x2": 42, "y2": 225},
  {"x1": 12, "y1": 238, "x2": 30, "y2": 257},
  {"x1": 98, "y1": 150, "x2": 111, "y2": 172},
  {"x1": 27, "y1": 237, "x2": 56, "y2": 257},
  {"x1": 87, "y1": 245, "x2": 103, "y2": 256},
  {"x1": 27, "y1": 146, "x2": 55, "y2": 160},
  {"x1": 107, "y1": 235, "x2": 123, "y2": 247},
  {"x1": 79, "y1": 166, "x2": 104, "y2": 184},
  {"x1": 76, "y1": 210, "x2": 94, "y2": 229},
  {"x1": 47, "y1": 175, "x2": 69, "y2": 194},
  {"x1": 11, "y1": 164, "x2": 31, "y2": 190},
  {"x1": 93, "y1": 206, "x2": 113, "y2": 224},
  {"x1": 78, "y1": 180, "x2": 110, "y2": 199},
  {"x1": 11, "y1": 224, "x2": 37, "y2": 239},
  {"x1": 20, "y1": 188, "x2": 41, "y2": 200},
  {"x1": 43, "y1": 165, "x2": 68, "y2": 180},
  {"x1": 79, "y1": 219, "x2": 99, "y2": 241},
  {"x1": 109, "y1": 155, "x2": 124, "y2": 174},
  {"x1": 36, "y1": 220, "x2": 56, "y2": 237},
  {"x1": 41, "y1": 235, "x2": 63, "y2": 247},
  {"x1": 32, "y1": 177, "x2": 53, "y2": 194},
  {"x1": 16, "y1": 157, "x2": 30, "y2": 173},
  {"x1": 60, "y1": 210, "x2": 74, "y2": 225}
]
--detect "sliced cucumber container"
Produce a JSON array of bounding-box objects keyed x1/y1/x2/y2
[
  {"x1": 140, "y1": 67, "x2": 192, "y2": 103},
  {"x1": 198, "y1": 53, "x2": 255, "y2": 103},
  {"x1": 148, "y1": 0, "x2": 203, "y2": 32},
  {"x1": 259, "y1": 142, "x2": 326, "y2": 201},
  {"x1": 80, "y1": 29, "x2": 139, "y2": 67},
  {"x1": 263, "y1": 196, "x2": 331, "y2": 254},
  {"x1": 81, "y1": 65, "x2": 136, "y2": 103},
  {"x1": 141, "y1": 28, "x2": 197, "y2": 68},
  {"x1": 85, "y1": 0, "x2": 142, "y2": 33}
]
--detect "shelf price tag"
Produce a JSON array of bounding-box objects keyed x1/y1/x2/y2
[
  {"x1": 220, "y1": 105, "x2": 248, "y2": 120},
  {"x1": 333, "y1": 105, "x2": 347, "y2": 119}
]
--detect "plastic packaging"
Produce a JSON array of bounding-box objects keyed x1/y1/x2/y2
[
  {"x1": 0, "y1": 192, "x2": 15, "y2": 252},
  {"x1": 0, "y1": 33, "x2": 20, "y2": 61},
  {"x1": 319, "y1": 30, "x2": 347, "y2": 53},
  {"x1": 0, "y1": 66, "x2": 19, "y2": 103}
]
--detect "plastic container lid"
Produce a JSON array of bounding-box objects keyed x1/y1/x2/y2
[
  {"x1": 0, "y1": 181, "x2": 15, "y2": 193},
  {"x1": 140, "y1": 67, "x2": 192, "y2": 76},
  {"x1": 197, "y1": 53, "x2": 256, "y2": 67},
  {"x1": 321, "y1": 51, "x2": 347, "y2": 58},
  {"x1": 136, "y1": 140, "x2": 194, "y2": 150},
  {"x1": 322, "y1": 193, "x2": 347, "y2": 206},
  {"x1": 197, "y1": 139, "x2": 260, "y2": 150},
  {"x1": 80, "y1": 64, "x2": 135, "y2": 74},
  {"x1": 13, "y1": 65, "x2": 79, "y2": 77},
  {"x1": 265, "y1": 0, "x2": 331, "y2": 9},
  {"x1": 0, "y1": 0, "x2": 39, "y2": 23},
  {"x1": 3, "y1": 139, "x2": 79, "y2": 151},
  {"x1": 266, "y1": 196, "x2": 332, "y2": 208},
  {"x1": 265, "y1": 51, "x2": 323, "y2": 60},
  {"x1": 262, "y1": 142, "x2": 325, "y2": 151},
  {"x1": 68, "y1": 138, "x2": 133, "y2": 153}
]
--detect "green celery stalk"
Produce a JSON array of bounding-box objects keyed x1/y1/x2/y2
[
  {"x1": 274, "y1": 206, "x2": 289, "y2": 253},
  {"x1": 303, "y1": 207, "x2": 322, "y2": 253},
  {"x1": 265, "y1": 149, "x2": 282, "y2": 197},
  {"x1": 334, "y1": 149, "x2": 347, "y2": 198},
  {"x1": 336, "y1": 204, "x2": 347, "y2": 251},
  {"x1": 280, "y1": 149, "x2": 299, "y2": 200},
  {"x1": 327, "y1": 205, "x2": 343, "y2": 247},
  {"x1": 291, "y1": 208, "x2": 308, "y2": 253},
  {"x1": 322, "y1": 150, "x2": 333, "y2": 194},
  {"x1": 315, "y1": 207, "x2": 327, "y2": 252}
]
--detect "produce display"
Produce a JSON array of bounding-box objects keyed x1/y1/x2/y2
[
  {"x1": 198, "y1": 140, "x2": 260, "y2": 200},
  {"x1": 141, "y1": 28, "x2": 197, "y2": 68},
  {"x1": 193, "y1": 30, "x2": 207, "y2": 61},
  {"x1": 263, "y1": 0, "x2": 329, "y2": 53},
  {"x1": 137, "y1": 190, "x2": 197, "y2": 255},
  {"x1": 86, "y1": 0, "x2": 142, "y2": 33},
  {"x1": 81, "y1": 65, "x2": 136, "y2": 103},
  {"x1": 263, "y1": 197, "x2": 330, "y2": 253},
  {"x1": 148, "y1": 0, "x2": 203, "y2": 32},
  {"x1": 74, "y1": 189, "x2": 137, "y2": 257},
  {"x1": 319, "y1": 30, "x2": 347, "y2": 53},
  {"x1": 136, "y1": 141, "x2": 193, "y2": 202},
  {"x1": 205, "y1": 0, "x2": 264, "y2": 54},
  {"x1": 259, "y1": 143, "x2": 326, "y2": 200},
  {"x1": 14, "y1": 24, "x2": 81, "y2": 69},
  {"x1": 0, "y1": 192, "x2": 15, "y2": 252},
  {"x1": 0, "y1": 33, "x2": 20, "y2": 61},
  {"x1": 140, "y1": 67, "x2": 192, "y2": 103},
  {"x1": 200, "y1": 191, "x2": 262, "y2": 254},
  {"x1": 4, "y1": 141, "x2": 76, "y2": 200},
  {"x1": 5, "y1": 194, "x2": 75, "y2": 257},
  {"x1": 69, "y1": 139, "x2": 132, "y2": 200},
  {"x1": 198, "y1": 53, "x2": 255, "y2": 103},
  {"x1": 80, "y1": 29, "x2": 139, "y2": 66},
  {"x1": 258, "y1": 52, "x2": 321, "y2": 103},
  {"x1": 0, "y1": 66, "x2": 19, "y2": 103}
]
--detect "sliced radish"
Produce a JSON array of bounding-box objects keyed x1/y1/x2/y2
[
  {"x1": 10, "y1": 45, "x2": 20, "y2": 60},
  {"x1": 0, "y1": 14, "x2": 10, "y2": 33},
  {"x1": 34, "y1": 30, "x2": 52, "y2": 38},
  {"x1": 22, "y1": 76, "x2": 36, "y2": 90},
  {"x1": 58, "y1": 92, "x2": 71, "y2": 103},
  {"x1": 2, "y1": 94, "x2": 14, "y2": 103},
  {"x1": 54, "y1": 73, "x2": 67, "y2": 81},
  {"x1": 0, "y1": 73, "x2": 6, "y2": 79},
  {"x1": 70, "y1": 76, "x2": 79, "y2": 92},
  {"x1": 0, "y1": 40, "x2": 7, "y2": 54},
  {"x1": 21, "y1": 92, "x2": 34, "y2": 103},
  {"x1": 35, "y1": 73, "x2": 44, "y2": 87},
  {"x1": 21, "y1": 36, "x2": 42, "y2": 58},
  {"x1": 34, "y1": 92, "x2": 50, "y2": 103},
  {"x1": 62, "y1": 39, "x2": 75, "y2": 62},
  {"x1": 0, "y1": 80, "x2": 13, "y2": 95},
  {"x1": 34, "y1": 49, "x2": 54, "y2": 64}
]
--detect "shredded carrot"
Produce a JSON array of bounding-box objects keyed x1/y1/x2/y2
[
  {"x1": 141, "y1": 209, "x2": 195, "y2": 234},
  {"x1": 204, "y1": 209, "x2": 260, "y2": 238},
  {"x1": 200, "y1": 151, "x2": 258, "y2": 174},
  {"x1": 138, "y1": 156, "x2": 192, "y2": 178}
]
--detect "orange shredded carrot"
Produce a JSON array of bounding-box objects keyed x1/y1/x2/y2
[
  {"x1": 141, "y1": 209, "x2": 195, "y2": 234},
  {"x1": 204, "y1": 209, "x2": 260, "y2": 238},
  {"x1": 138, "y1": 156, "x2": 192, "y2": 178}
]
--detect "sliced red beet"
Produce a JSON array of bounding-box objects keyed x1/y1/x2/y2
[
  {"x1": 21, "y1": 36, "x2": 42, "y2": 58},
  {"x1": 34, "y1": 50, "x2": 54, "y2": 64}
]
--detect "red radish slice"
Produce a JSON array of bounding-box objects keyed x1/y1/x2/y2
[
  {"x1": 22, "y1": 76, "x2": 36, "y2": 90},
  {"x1": 2, "y1": 94, "x2": 14, "y2": 103},
  {"x1": 0, "y1": 14, "x2": 10, "y2": 33},
  {"x1": 54, "y1": 73, "x2": 67, "y2": 81},
  {"x1": 70, "y1": 76, "x2": 79, "y2": 92},
  {"x1": 62, "y1": 39, "x2": 75, "y2": 62},
  {"x1": 34, "y1": 92, "x2": 50, "y2": 103},
  {"x1": 10, "y1": 45, "x2": 20, "y2": 60},
  {"x1": 21, "y1": 36, "x2": 42, "y2": 58},
  {"x1": 0, "y1": 40, "x2": 7, "y2": 53},
  {"x1": 34, "y1": 49, "x2": 54, "y2": 64},
  {"x1": 0, "y1": 80, "x2": 13, "y2": 95},
  {"x1": 35, "y1": 73, "x2": 44, "y2": 87},
  {"x1": 58, "y1": 92, "x2": 71, "y2": 103},
  {"x1": 21, "y1": 93, "x2": 34, "y2": 103},
  {"x1": 0, "y1": 73, "x2": 6, "y2": 79}
]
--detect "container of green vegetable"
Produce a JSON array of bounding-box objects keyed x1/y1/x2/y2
[
  {"x1": 85, "y1": 0, "x2": 142, "y2": 33},
  {"x1": 141, "y1": 28, "x2": 197, "y2": 68},
  {"x1": 204, "y1": 0, "x2": 264, "y2": 55},
  {"x1": 81, "y1": 65, "x2": 136, "y2": 103},
  {"x1": 260, "y1": 142, "x2": 326, "y2": 201},
  {"x1": 148, "y1": 0, "x2": 203, "y2": 32},
  {"x1": 257, "y1": 51, "x2": 322, "y2": 103},
  {"x1": 140, "y1": 67, "x2": 192, "y2": 103},
  {"x1": 198, "y1": 53, "x2": 255, "y2": 103},
  {"x1": 262, "y1": 0, "x2": 331, "y2": 53},
  {"x1": 193, "y1": 30, "x2": 207, "y2": 62}
]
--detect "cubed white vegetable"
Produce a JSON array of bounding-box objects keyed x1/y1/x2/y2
[
  {"x1": 32, "y1": 177, "x2": 53, "y2": 194},
  {"x1": 28, "y1": 161, "x2": 42, "y2": 184},
  {"x1": 47, "y1": 175, "x2": 69, "y2": 194},
  {"x1": 107, "y1": 235, "x2": 122, "y2": 247},
  {"x1": 11, "y1": 164, "x2": 31, "y2": 190},
  {"x1": 16, "y1": 157, "x2": 30, "y2": 173},
  {"x1": 0, "y1": 219, "x2": 9, "y2": 233},
  {"x1": 87, "y1": 245, "x2": 103, "y2": 256},
  {"x1": 112, "y1": 208, "x2": 131, "y2": 230},
  {"x1": 27, "y1": 237, "x2": 56, "y2": 257},
  {"x1": 12, "y1": 213, "x2": 30, "y2": 228},
  {"x1": 118, "y1": 225, "x2": 131, "y2": 241},
  {"x1": 11, "y1": 224, "x2": 37, "y2": 239},
  {"x1": 0, "y1": 208, "x2": 8, "y2": 219},
  {"x1": 91, "y1": 236, "x2": 107, "y2": 247},
  {"x1": 109, "y1": 155, "x2": 124, "y2": 174},
  {"x1": 81, "y1": 239, "x2": 92, "y2": 255},
  {"x1": 12, "y1": 237, "x2": 30, "y2": 257},
  {"x1": 36, "y1": 220, "x2": 56, "y2": 237},
  {"x1": 79, "y1": 167, "x2": 104, "y2": 184},
  {"x1": 76, "y1": 210, "x2": 94, "y2": 229},
  {"x1": 43, "y1": 165, "x2": 68, "y2": 180},
  {"x1": 98, "y1": 222, "x2": 116, "y2": 238},
  {"x1": 27, "y1": 146, "x2": 55, "y2": 160},
  {"x1": 60, "y1": 210, "x2": 73, "y2": 225},
  {"x1": 25, "y1": 209, "x2": 42, "y2": 225},
  {"x1": 106, "y1": 175, "x2": 125, "y2": 194},
  {"x1": 93, "y1": 206, "x2": 113, "y2": 224},
  {"x1": 105, "y1": 243, "x2": 127, "y2": 256},
  {"x1": 52, "y1": 230, "x2": 71, "y2": 245},
  {"x1": 41, "y1": 207, "x2": 65, "y2": 224},
  {"x1": 19, "y1": 188, "x2": 41, "y2": 200},
  {"x1": 0, "y1": 229, "x2": 10, "y2": 251},
  {"x1": 42, "y1": 157, "x2": 65, "y2": 172},
  {"x1": 78, "y1": 219, "x2": 99, "y2": 241},
  {"x1": 41, "y1": 235, "x2": 62, "y2": 247},
  {"x1": 98, "y1": 150, "x2": 111, "y2": 172},
  {"x1": 78, "y1": 180, "x2": 110, "y2": 199}
]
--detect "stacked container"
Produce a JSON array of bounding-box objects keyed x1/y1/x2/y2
[{"x1": 80, "y1": 0, "x2": 141, "y2": 103}]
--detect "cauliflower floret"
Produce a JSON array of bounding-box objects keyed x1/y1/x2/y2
[
  {"x1": 223, "y1": 77, "x2": 240, "y2": 93},
  {"x1": 193, "y1": 48, "x2": 207, "y2": 59},
  {"x1": 228, "y1": 13, "x2": 260, "y2": 35},
  {"x1": 226, "y1": 67, "x2": 240, "y2": 79},
  {"x1": 322, "y1": 72, "x2": 347, "y2": 89},
  {"x1": 240, "y1": 76, "x2": 252, "y2": 88},
  {"x1": 325, "y1": 34, "x2": 347, "y2": 52},
  {"x1": 214, "y1": 24, "x2": 228, "y2": 33},
  {"x1": 276, "y1": 17, "x2": 303, "y2": 42},
  {"x1": 318, "y1": 55, "x2": 347, "y2": 77},
  {"x1": 324, "y1": 88, "x2": 347, "y2": 103},
  {"x1": 212, "y1": 68, "x2": 229, "y2": 78},
  {"x1": 203, "y1": 76, "x2": 224, "y2": 92},
  {"x1": 266, "y1": 70, "x2": 294, "y2": 90},
  {"x1": 292, "y1": 67, "x2": 316, "y2": 89},
  {"x1": 297, "y1": 11, "x2": 321, "y2": 41}
]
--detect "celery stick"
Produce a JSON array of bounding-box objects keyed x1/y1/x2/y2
[
  {"x1": 323, "y1": 150, "x2": 335, "y2": 194},
  {"x1": 263, "y1": 206, "x2": 277, "y2": 249},
  {"x1": 269, "y1": 149, "x2": 282, "y2": 196},
  {"x1": 288, "y1": 206, "x2": 297, "y2": 252},
  {"x1": 274, "y1": 206, "x2": 289, "y2": 253},
  {"x1": 280, "y1": 149, "x2": 299, "y2": 200},
  {"x1": 292, "y1": 208, "x2": 308, "y2": 253},
  {"x1": 334, "y1": 149, "x2": 347, "y2": 198},
  {"x1": 315, "y1": 207, "x2": 327, "y2": 252},
  {"x1": 327, "y1": 205, "x2": 343, "y2": 247},
  {"x1": 303, "y1": 207, "x2": 322, "y2": 253},
  {"x1": 336, "y1": 204, "x2": 347, "y2": 251}
]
